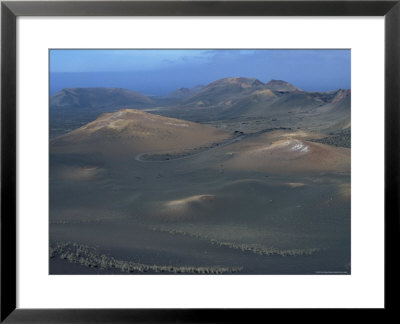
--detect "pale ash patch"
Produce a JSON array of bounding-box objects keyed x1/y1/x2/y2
[
  {"x1": 165, "y1": 194, "x2": 215, "y2": 207},
  {"x1": 164, "y1": 122, "x2": 189, "y2": 127},
  {"x1": 262, "y1": 140, "x2": 310, "y2": 153},
  {"x1": 113, "y1": 110, "x2": 128, "y2": 118},
  {"x1": 290, "y1": 142, "x2": 309, "y2": 153}
]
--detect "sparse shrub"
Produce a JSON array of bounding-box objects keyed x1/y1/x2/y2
[{"x1": 50, "y1": 241, "x2": 242, "y2": 274}]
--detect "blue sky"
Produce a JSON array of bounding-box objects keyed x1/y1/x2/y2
[{"x1": 50, "y1": 49, "x2": 350, "y2": 95}]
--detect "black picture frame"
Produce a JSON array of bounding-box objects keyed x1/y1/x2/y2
[{"x1": 1, "y1": 0, "x2": 399, "y2": 322}]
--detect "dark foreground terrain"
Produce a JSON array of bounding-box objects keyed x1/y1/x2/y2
[{"x1": 49, "y1": 78, "x2": 351, "y2": 274}]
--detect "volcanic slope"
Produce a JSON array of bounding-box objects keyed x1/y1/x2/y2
[
  {"x1": 182, "y1": 77, "x2": 266, "y2": 106},
  {"x1": 219, "y1": 130, "x2": 350, "y2": 175},
  {"x1": 154, "y1": 77, "x2": 350, "y2": 134},
  {"x1": 51, "y1": 109, "x2": 233, "y2": 157},
  {"x1": 49, "y1": 112, "x2": 350, "y2": 274},
  {"x1": 264, "y1": 79, "x2": 301, "y2": 92},
  {"x1": 50, "y1": 124, "x2": 350, "y2": 274}
]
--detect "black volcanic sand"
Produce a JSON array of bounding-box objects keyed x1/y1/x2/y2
[{"x1": 50, "y1": 132, "x2": 350, "y2": 275}]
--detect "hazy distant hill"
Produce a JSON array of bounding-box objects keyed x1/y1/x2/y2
[
  {"x1": 50, "y1": 87, "x2": 155, "y2": 109},
  {"x1": 180, "y1": 78, "x2": 301, "y2": 108},
  {"x1": 166, "y1": 85, "x2": 204, "y2": 99},
  {"x1": 180, "y1": 77, "x2": 348, "y2": 115},
  {"x1": 154, "y1": 77, "x2": 350, "y2": 132},
  {"x1": 183, "y1": 77, "x2": 266, "y2": 106},
  {"x1": 264, "y1": 80, "x2": 301, "y2": 92}
]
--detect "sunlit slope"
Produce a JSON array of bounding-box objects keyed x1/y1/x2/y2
[
  {"x1": 51, "y1": 109, "x2": 232, "y2": 156},
  {"x1": 221, "y1": 130, "x2": 350, "y2": 174}
]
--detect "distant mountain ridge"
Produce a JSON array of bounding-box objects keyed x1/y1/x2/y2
[
  {"x1": 182, "y1": 77, "x2": 267, "y2": 107},
  {"x1": 168, "y1": 77, "x2": 350, "y2": 126},
  {"x1": 166, "y1": 85, "x2": 204, "y2": 99},
  {"x1": 50, "y1": 79, "x2": 348, "y2": 111},
  {"x1": 50, "y1": 87, "x2": 154, "y2": 109},
  {"x1": 49, "y1": 77, "x2": 350, "y2": 137}
]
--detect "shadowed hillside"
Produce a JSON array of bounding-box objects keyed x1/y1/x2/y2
[
  {"x1": 148, "y1": 77, "x2": 351, "y2": 134},
  {"x1": 165, "y1": 85, "x2": 205, "y2": 99},
  {"x1": 51, "y1": 87, "x2": 155, "y2": 109},
  {"x1": 264, "y1": 79, "x2": 301, "y2": 92}
]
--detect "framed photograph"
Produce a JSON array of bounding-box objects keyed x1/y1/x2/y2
[{"x1": 1, "y1": 0, "x2": 399, "y2": 322}]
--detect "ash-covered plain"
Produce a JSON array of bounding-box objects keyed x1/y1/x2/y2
[{"x1": 50, "y1": 78, "x2": 351, "y2": 274}]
